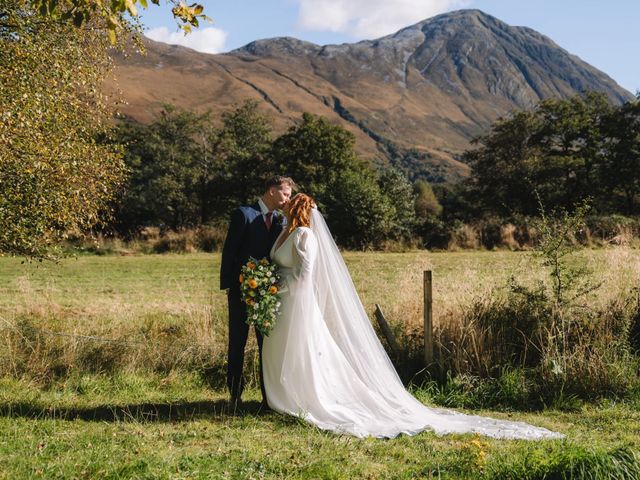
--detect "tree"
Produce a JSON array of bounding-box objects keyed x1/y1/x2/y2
[
  {"x1": 463, "y1": 93, "x2": 614, "y2": 218},
  {"x1": 113, "y1": 101, "x2": 275, "y2": 231},
  {"x1": 378, "y1": 167, "x2": 416, "y2": 240},
  {"x1": 209, "y1": 101, "x2": 274, "y2": 217},
  {"x1": 463, "y1": 110, "x2": 542, "y2": 217},
  {"x1": 114, "y1": 106, "x2": 212, "y2": 232},
  {"x1": 4, "y1": 0, "x2": 209, "y2": 43},
  {"x1": 1, "y1": 2, "x2": 126, "y2": 257},
  {"x1": 0, "y1": 0, "x2": 212, "y2": 257},
  {"x1": 533, "y1": 92, "x2": 612, "y2": 209},
  {"x1": 324, "y1": 168, "x2": 395, "y2": 249},
  {"x1": 600, "y1": 100, "x2": 640, "y2": 213},
  {"x1": 272, "y1": 112, "x2": 399, "y2": 248},
  {"x1": 271, "y1": 113, "x2": 361, "y2": 198},
  {"x1": 414, "y1": 180, "x2": 442, "y2": 219}
]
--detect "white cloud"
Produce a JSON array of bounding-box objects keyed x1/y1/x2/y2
[
  {"x1": 294, "y1": 0, "x2": 472, "y2": 39},
  {"x1": 145, "y1": 26, "x2": 227, "y2": 54}
]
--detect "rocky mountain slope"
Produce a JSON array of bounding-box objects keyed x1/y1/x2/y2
[{"x1": 109, "y1": 9, "x2": 633, "y2": 182}]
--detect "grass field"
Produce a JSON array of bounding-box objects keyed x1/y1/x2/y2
[
  {"x1": 1, "y1": 249, "x2": 640, "y2": 478},
  {"x1": 2, "y1": 248, "x2": 637, "y2": 328},
  {"x1": 1, "y1": 372, "x2": 639, "y2": 479}
]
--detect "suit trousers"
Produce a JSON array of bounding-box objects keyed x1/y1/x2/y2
[{"x1": 226, "y1": 287, "x2": 266, "y2": 402}]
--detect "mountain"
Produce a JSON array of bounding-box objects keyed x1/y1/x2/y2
[{"x1": 108, "y1": 9, "x2": 634, "y2": 182}]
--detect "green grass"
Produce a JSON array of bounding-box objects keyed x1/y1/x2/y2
[
  {"x1": 1, "y1": 250, "x2": 640, "y2": 478},
  {"x1": 2, "y1": 248, "x2": 636, "y2": 321},
  {"x1": 0, "y1": 373, "x2": 639, "y2": 479},
  {"x1": 0, "y1": 254, "x2": 220, "y2": 314}
]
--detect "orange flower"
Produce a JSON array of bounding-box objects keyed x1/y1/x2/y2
[
  {"x1": 247, "y1": 262, "x2": 256, "y2": 270},
  {"x1": 248, "y1": 278, "x2": 258, "y2": 289},
  {"x1": 245, "y1": 298, "x2": 253, "y2": 306},
  {"x1": 239, "y1": 274, "x2": 244, "y2": 283},
  {"x1": 260, "y1": 258, "x2": 269, "y2": 266},
  {"x1": 268, "y1": 285, "x2": 278, "y2": 294}
]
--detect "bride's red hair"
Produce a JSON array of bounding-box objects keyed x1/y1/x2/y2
[{"x1": 286, "y1": 193, "x2": 315, "y2": 233}]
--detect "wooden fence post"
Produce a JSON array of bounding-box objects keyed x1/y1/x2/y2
[
  {"x1": 424, "y1": 270, "x2": 433, "y2": 364},
  {"x1": 374, "y1": 304, "x2": 401, "y2": 357}
]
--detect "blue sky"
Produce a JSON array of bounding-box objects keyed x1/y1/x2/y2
[{"x1": 141, "y1": 0, "x2": 639, "y2": 94}]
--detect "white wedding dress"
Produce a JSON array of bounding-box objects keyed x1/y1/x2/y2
[{"x1": 262, "y1": 210, "x2": 564, "y2": 440}]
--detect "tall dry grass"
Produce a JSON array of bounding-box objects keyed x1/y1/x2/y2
[
  {"x1": 66, "y1": 224, "x2": 228, "y2": 255},
  {"x1": 1, "y1": 248, "x2": 639, "y2": 403},
  {"x1": 0, "y1": 300, "x2": 231, "y2": 387},
  {"x1": 63, "y1": 215, "x2": 640, "y2": 255},
  {"x1": 0, "y1": 253, "x2": 233, "y2": 386},
  {"x1": 382, "y1": 246, "x2": 640, "y2": 404}
]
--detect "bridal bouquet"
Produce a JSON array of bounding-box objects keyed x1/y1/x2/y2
[{"x1": 239, "y1": 257, "x2": 281, "y2": 336}]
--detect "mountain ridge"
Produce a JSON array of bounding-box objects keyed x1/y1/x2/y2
[{"x1": 108, "y1": 9, "x2": 633, "y2": 182}]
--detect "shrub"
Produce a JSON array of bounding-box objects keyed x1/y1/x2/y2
[
  {"x1": 197, "y1": 224, "x2": 227, "y2": 252},
  {"x1": 448, "y1": 221, "x2": 480, "y2": 250},
  {"x1": 585, "y1": 215, "x2": 640, "y2": 246},
  {"x1": 417, "y1": 215, "x2": 450, "y2": 249},
  {"x1": 152, "y1": 230, "x2": 198, "y2": 253},
  {"x1": 425, "y1": 202, "x2": 640, "y2": 408}
]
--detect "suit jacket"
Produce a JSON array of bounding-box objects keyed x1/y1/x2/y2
[{"x1": 220, "y1": 203, "x2": 284, "y2": 290}]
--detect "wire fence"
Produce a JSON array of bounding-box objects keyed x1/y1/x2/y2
[{"x1": 0, "y1": 314, "x2": 224, "y2": 350}]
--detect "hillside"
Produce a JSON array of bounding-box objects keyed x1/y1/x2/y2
[{"x1": 108, "y1": 9, "x2": 634, "y2": 182}]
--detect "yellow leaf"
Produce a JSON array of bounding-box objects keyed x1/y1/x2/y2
[
  {"x1": 107, "y1": 15, "x2": 119, "y2": 29},
  {"x1": 125, "y1": 0, "x2": 138, "y2": 16}
]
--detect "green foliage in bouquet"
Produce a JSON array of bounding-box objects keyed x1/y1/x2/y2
[{"x1": 239, "y1": 257, "x2": 282, "y2": 336}]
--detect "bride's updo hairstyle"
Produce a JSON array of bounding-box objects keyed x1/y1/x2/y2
[{"x1": 286, "y1": 193, "x2": 316, "y2": 233}]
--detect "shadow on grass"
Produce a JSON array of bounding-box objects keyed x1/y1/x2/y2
[{"x1": 0, "y1": 399, "x2": 278, "y2": 423}]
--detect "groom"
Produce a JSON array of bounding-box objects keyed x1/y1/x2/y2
[{"x1": 220, "y1": 175, "x2": 294, "y2": 408}]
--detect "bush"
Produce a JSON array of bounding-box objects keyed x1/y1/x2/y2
[
  {"x1": 477, "y1": 217, "x2": 504, "y2": 250},
  {"x1": 198, "y1": 224, "x2": 228, "y2": 252},
  {"x1": 448, "y1": 221, "x2": 480, "y2": 250},
  {"x1": 323, "y1": 167, "x2": 395, "y2": 249},
  {"x1": 585, "y1": 215, "x2": 640, "y2": 246},
  {"x1": 417, "y1": 215, "x2": 450, "y2": 249},
  {"x1": 152, "y1": 230, "x2": 198, "y2": 253},
  {"x1": 426, "y1": 203, "x2": 640, "y2": 408}
]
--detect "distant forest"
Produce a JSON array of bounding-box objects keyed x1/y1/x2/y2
[{"x1": 107, "y1": 91, "x2": 640, "y2": 249}]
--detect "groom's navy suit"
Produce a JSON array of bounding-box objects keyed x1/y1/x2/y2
[{"x1": 220, "y1": 202, "x2": 283, "y2": 402}]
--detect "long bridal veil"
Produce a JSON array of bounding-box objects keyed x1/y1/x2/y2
[
  {"x1": 311, "y1": 208, "x2": 412, "y2": 405},
  {"x1": 307, "y1": 208, "x2": 564, "y2": 439}
]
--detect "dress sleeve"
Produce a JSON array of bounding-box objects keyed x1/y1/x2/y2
[{"x1": 292, "y1": 228, "x2": 318, "y2": 282}]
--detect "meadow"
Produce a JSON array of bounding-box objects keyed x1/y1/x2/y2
[{"x1": 1, "y1": 248, "x2": 640, "y2": 479}]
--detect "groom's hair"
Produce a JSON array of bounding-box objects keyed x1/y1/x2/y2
[{"x1": 265, "y1": 176, "x2": 296, "y2": 192}]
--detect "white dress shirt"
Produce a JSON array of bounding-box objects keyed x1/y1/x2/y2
[{"x1": 258, "y1": 198, "x2": 272, "y2": 223}]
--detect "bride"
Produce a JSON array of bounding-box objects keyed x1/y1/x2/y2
[{"x1": 263, "y1": 193, "x2": 563, "y2": 440}]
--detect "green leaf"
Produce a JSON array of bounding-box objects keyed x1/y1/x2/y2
[{"x1": 139, "y1": 0, "x2": 148, "y2": 8}]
